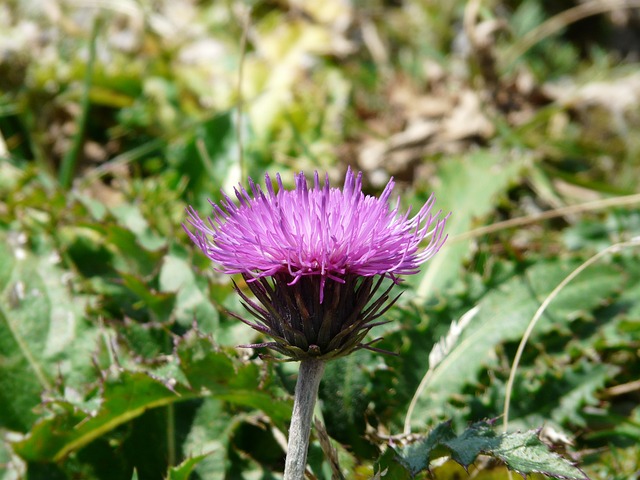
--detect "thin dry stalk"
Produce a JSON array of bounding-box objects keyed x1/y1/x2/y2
[
  {"x1": 504, "y1": 0, "x2": 640, "y2": 66},
  {"x1": 463, "y1": 0, "x2": 483, "y2": 48},
  {"x1": 451, "y1": 193, "x2": 640, "y2": 243},
  {"x1": 603, "y1": 379, "x2": 640, "y2": 397},
  {"x1": 502, "y1": 237, "x2": 640, "y2": 433}
]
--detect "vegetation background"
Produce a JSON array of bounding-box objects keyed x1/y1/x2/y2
[{"x1": 1, "y1": 0, "x2": 640, "y2": 478}]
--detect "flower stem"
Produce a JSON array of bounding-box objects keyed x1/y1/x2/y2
[{"x1": 283, "y1": 358, "x2": 326, "y2": 480}]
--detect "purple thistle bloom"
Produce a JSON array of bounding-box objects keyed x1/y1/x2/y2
[{"x1": 184, "y1": 167, "x2": 448, "y2": 360}]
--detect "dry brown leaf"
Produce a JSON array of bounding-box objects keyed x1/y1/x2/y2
[
  {"x1": 358, "y1": 87, "x2": 494, "y2": 181},
  {"x1": 543, "y1": 72, "x2": 640, "y2": 115},
  {"x1": 313, "y1": 418, "x2": 344, "y2": 480}
]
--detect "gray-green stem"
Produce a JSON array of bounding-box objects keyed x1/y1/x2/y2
[{"x1": 283, "y1": 358, "x2": 326, "y2": 480}]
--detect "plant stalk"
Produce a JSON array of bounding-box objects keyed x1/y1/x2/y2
[
  {"x1": 283, "y1": 358, "x2": 326, "y2": 480},
  {"x1": 59, "y1": 16, "x2": 101, "y2": 189}
]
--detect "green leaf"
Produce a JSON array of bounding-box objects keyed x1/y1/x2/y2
[
  {"x1": 0, "y1": 436, "x2": 25, "y2": 480},
  {"x1": 109, "y1": 204, "x2": 166, "y2": 252},
  {"x1": 320, "y1": 352, "x2": 378, "y2": 457},
  {"x1": 0, "y1": 232, "x2": 98, "y2": 432},
  {"x1": 511, "y1": 0, "x2": 545, "y2": 36},
  {"x1": 120, "y1": 272, "x2": 176, "y2": 323},
  {"x1": 442, "y1": 422, "x2": 500, "y2": 467},
  {"x1": 159, "y1": 251, "x2": 219, "y2": 333},
  {"x1": 12, "y1": 370, "x2": 197, "y2": 462},
  {"x1": 12, "y1": 330, "x2": 290, "y2": 464},
  {"x1": 175, "y1": 332, "x2": 291, "y2": 424},
  {"x1": 105, "y1": 223, "x2": 165, "y2": 276},
  {"x1": 373, "y1": 448, "x2": 412, "y2": 480},
  {"x1": 551, "y1": 360, "x2": 619, "y2": 427},
  {"x1": 391, "y1": 421, "x2": 588, "y2": 479},
  {"x1": 170, "y1": 112, "x2": 239, "y2": 211},
  {"x1": 181, "y1": 398, "x2": 235, "y2": 480},
  {"x1": 413, "y1": 149, "x2": 527, "y2": 299},
  {"x1": 165, "y1": 454, "x2": 209, "y2": 480},
  {"x1": 395, "y1": 421, "x2": 455, "y2": 475},
  {"x1": 59, "y1": 222, "x2": 165, "y2": 278},
  {"x1": 407, "y1": 259, "x2": 625, "y2": 427},
  {"x1": 525, "y1": 262, "x2": 624, "y2": 325},
  {"x1": 492, "y1": 430, "x2": 588, "y2": 480}
]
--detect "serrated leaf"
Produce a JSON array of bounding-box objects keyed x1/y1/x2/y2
[
  {"x1": 552, "y1": 360, "x2": 619, "y2": 427},
  {"x1": 12, "y1": 330, "x2": 290, "y2": 463},
  {"x1": 389, "y1": 422, "x2": 588, "y2": 479},
  {"x1": 12, "y1": 370, "x2": 197, "y2": 462},
  {"x1": 395, "y1": 421, "x2": 455, "y2": 475},
  {"x1": 442, "y1": 422, "x2": 499, "y2": 467},
  {"x1": 407, "y1": 260, "x2": 625, "y2": 428},
  {"x1": 492, "y1": 430, "x2": 589, "y2": 480}
]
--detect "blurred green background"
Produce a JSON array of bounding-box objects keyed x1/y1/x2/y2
[{"x1": 1, "y1": 0, "x2": 640, "y2": 478}]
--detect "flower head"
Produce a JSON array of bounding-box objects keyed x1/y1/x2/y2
[{"x1": 184, "y1": 167, "x2": 448, "y2": 360}]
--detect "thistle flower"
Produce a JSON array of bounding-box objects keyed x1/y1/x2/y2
[{"x1": 184, "y1": 167, "x2": 448, "y2": 361}]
